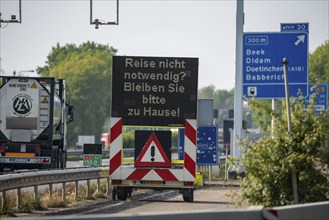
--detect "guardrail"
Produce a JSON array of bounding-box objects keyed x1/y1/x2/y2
[
  {"x1": 30, "y1": 202, "x2": 327, "y2": 220},
  {"x1": 1, "y1": 167, "x2": 328, "y2": 220},
  {"x1": 0, "y1": 158, "x2": 190, "y2": 210},
  {"x1": 0, "y1": 167, "x2": 109, "y2": 209},
  {"x1": 67, "y1": 148, "x2": 134, "y2": 157}
]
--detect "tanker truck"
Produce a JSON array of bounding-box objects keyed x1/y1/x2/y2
[{"x1": 0, "y1": 76, "x2": 73, "y2": 171}]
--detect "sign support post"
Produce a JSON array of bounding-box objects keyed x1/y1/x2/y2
[
  {"x1": 271, "y1": 99, "x2": 277, "y2": 136},
  {"x1": 233, "y1": 0, "x2": 244, "y2": 160},
  {"x1": 283, "y1": 58, "x2": 299, "y2": 204}
]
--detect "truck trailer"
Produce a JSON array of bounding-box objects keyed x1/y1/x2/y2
[{"x1": 0, "y1": 76, "x2": 73, "y2": 171}]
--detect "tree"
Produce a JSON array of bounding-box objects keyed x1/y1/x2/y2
[
  {"x1": 237, "y1": 96, "x2": 329, "y2": 206},
  {"x1": 309, "y1": 40, "x2": 329, "y2": 84},
  {"x1": 248, "y1": 99, "x2": 278, "y2": 132},
  {"x1": 198, "y1": 85, "x2": 216, "y2": 99},
  {"x1": 198, "y1": 85, "x2": 234, "y2": 110},
  {"x1": 198, "y1": 85, "x2": 234, "y2": 128},
  {"x1": 37, "y1": 42, "x2": 117, "y2": 146}
]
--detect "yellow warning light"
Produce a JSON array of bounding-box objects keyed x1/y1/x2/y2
[
  {"x1": 41, "y1": 97, "x2": 49, "y2": 103},
  {"x1": 31, "y1": 82, "x2": 38, "y2": 89}
]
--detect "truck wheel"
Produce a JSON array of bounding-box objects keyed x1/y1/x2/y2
[
  {"x1": 56, "y1": 148, "x2": 61, "y2": 168},
  {"x1": 51, "y1": 148, "x2": 58, "y2": 169},
  {"x1": 59, "y1": 150, "x2": 66, "y2": 169},
  {"x1": 182, "y1": 188, "x2": 194, "y2": 202}
]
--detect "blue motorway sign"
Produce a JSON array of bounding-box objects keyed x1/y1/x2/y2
[
  {"x1": 197, "y1": 126, "x2": 218, "y2": 165},
  {"x1": 305, "y1": 84, "x2": 328, "y2": 113},
  {"x1": 281, "y1": 23, "x2": 309, "y2": 33},
  {"x1": 178, "y1": 126, "x2": 218, "y2": 165},
  {"x1": 243, "y1": 32, "x2": 308, "y2": 99}
]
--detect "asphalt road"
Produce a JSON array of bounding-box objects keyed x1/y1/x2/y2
[{"x1": 17, "y1": 185, "x2": 244, "y2": 218}]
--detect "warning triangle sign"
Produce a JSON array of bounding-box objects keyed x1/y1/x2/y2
[
  {"x1": 31, "y1": 82, "x2": 38, "y2": 89},
  {"x1": 41, "y1": 97, "x2": 49, "y2": 103},
  {"x1": 135, "y1": 134, "x2": 171, "y2": 168}
]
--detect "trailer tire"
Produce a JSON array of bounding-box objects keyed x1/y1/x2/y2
[
  {"x1": 182, "y1": 188, "x2": 194, "y2": 202},
  {"x1": 112, "y1": 188, "x2": 117, "y2": 201},
  {"x1": 116, "y1": 187, "x2": 128, "y2": 201}
]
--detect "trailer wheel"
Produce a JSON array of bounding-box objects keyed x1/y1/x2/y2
[
  {"x1": 112, "y1": 188, "x2": 117, "y2": 200},
  {"x1": 116, "y1": 187, "x2": 128, "y2": 201},
  {"x1": 182, "y1": 188, "x2": 194, "y2": 202}
]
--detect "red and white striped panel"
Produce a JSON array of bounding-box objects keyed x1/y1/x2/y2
[
  {"x1": 109, "y1": 118, "x2": 197, "y2": 182},
  {"x1": 183, "y1": 119, "x2": 197, "y2": 181},
  {"x1": 263, "y1": 209, "x2": 279, "y2": 220},
  {"x1": 109, "y1": 117, "x2": 122, "y2": 176}
]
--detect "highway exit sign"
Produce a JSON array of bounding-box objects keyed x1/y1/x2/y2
[
  {"x1": 281, "y1": 23, "x2": 309, "y2": 33},
  {"x1": 243, "y1": 32, "x2": 308, "y2": 99}
]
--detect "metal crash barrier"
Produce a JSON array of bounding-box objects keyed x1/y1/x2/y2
[{"x1": 1, "y1": 201, "x2": 328, "y2": 220}]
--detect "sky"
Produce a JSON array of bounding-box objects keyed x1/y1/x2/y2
[{"x1": 0, "y1": 0, "x2": 328, "y2": 91}]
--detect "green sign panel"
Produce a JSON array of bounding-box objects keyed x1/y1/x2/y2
[{"x1": 83, "y1": 154, "x2": 102, "y2": 167}]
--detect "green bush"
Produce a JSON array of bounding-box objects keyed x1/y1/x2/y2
[{"x1": 238, "y1": 97, "x2": 329, "y2": 207}]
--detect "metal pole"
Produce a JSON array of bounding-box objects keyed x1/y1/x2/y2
[
  {"x1": 19, "y1": 0, "x2": 22, "y2": 24},
  {"x1": 75, "y1": 181, "x2": 79, "y2": 200},
  {"x1": 282, "y1": 58, "x2": 299, "y2": 204},
  {"x1": 34, "y1": 185, "x2": 38, "y2": 201},
  {"x1": 2, "y1": 191, "x2": 7, "y2": 209},
  {"x1": 233, "y1": 0, "x2": 244, "y2": 160},
  {"x1": 17, "y1": 188, "x2": 21, "y2": 208},
  {"x1": 116, "y1": 0, "x2": 119, "y2": 25},
  {"x1": 90, "y1": 0, "x2": 93, "y2": 24},
  {"x1": 62, "y1": 182, "x2": 67, "y2": 204},
  {"x1": 271, "y1": 99, "x2": 277, "y2": 136},
  {"x1": 87, "y1": 179, "x2": 91, "y2": 197},
  {"x1": 225, "y1": 146, "x2": 228, "y2": 181},
  {"x1": 49, "y1": 183, "x2": 53, "y2": 198},
  {"x1": 97, "y1": 178, "x2": 101, "y2": 193}
]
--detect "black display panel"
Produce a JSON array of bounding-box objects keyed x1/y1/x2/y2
[
  {"x1": 83, "y1": 144, "x2": 102, "y2": 154},
  {"x1": 112, "y1": 56, "x2": 198, "y2": 126}
]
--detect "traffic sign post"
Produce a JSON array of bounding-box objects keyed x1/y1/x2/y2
[
  {"x1": 243, "y1": 32, "x2": 308, "y2": 99},
  {"x1": 83, "y1": 144, "x2": 102, "y2": 167}
]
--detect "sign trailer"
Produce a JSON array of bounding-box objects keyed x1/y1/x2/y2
[{"x1": 110, "y1": 56, "x2": 198, "y2": 202}]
